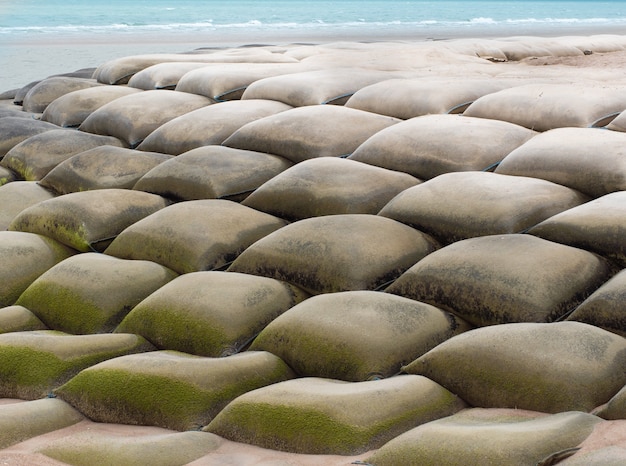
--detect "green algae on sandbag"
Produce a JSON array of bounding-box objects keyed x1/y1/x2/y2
[
  {"x1": 0, "y1": 166, "x2": 16, "y2": 186},
  {"x1": 0, "y1": 398, "x2": 84, "y2": 449},
  {"x1": 0, "y1": 331, "x2": 154, "y2": 399},
  {"x1": 241, "y1": 157, "x2": 421, "y2": 221},
  {"x1": 250, "y1": 291, "x2": 471, "y2": 381},
  {"x1": 228, "y1": 214, "x2": 438, "y2": 295},
  {"x1": 0, "y1": 305, "x2": 47, "y2": 333},
  {"x1": 0, "y1": 181, "x2": 56, "y2": 230},
  {"x1": 8, "y1": 188, "x2": 170, "y2": 252},
  {"x1": 402, "y1": 322, "x2": 626, "y2": 413},
  {"x1": 116, "y1": 271, "x2": 308, "y2": 357},
  {"x1": 366, "y1": 408, "x2": 603, "y2": 466},
  {"x1": 386, "y1": 234, "x2": 614, "y2": 326},
  {"x1": 16, "y1": 253, "x2": 177, "y2": 334},
  {"x1": 205, "y1": 375, "x2": 468, "y2": 455},
  {"x1": 55, "y1": 350, "x2": 296, "y2": 431},
  {"x1": 0, "y1": 231, "x2": 75, "y2": 307}
]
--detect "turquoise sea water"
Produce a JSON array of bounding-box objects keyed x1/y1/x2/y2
[{"x1": 1, "y1": 1, "x2": 626, "y2": 90}]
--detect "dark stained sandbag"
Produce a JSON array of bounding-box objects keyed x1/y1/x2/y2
[
  {"x1": 39, "y1": 146, "x2": 173, "y2": 195},
  {"x1": 228, "y1": 214, "x2": 438, "y2": 295},
  {"x1": 0, "y1": 231, "x2": 75, "y2": 307},
  {"x1": 55, "y1": 350, "x2": 296, "y2": 431},
  {"x1": 79, "y1": 90, "x2": 213, "y2": 148},
  {"x1": 463, "y1": 83, "x2": 626, "y2": 131},
  {"x1": 495, "y1": 128, "x2": 626, "y2": 198},
  {"x1": 104, "y1": 200, "x2": 287, "y2": 274},
  {"x1": 16, "y1": 253, "x2": 177, "y2": 334},
  {"x1": 0, "y1": 129, "x2": 125, "y2": 181},
  {"x1": 223, "y1": 105, "x2": 399, "y2": 164},
  {"x1": 349, "y1": 114, "x2": 535, "y2": 180},
  {"x1": 21, "y1": 77, "x2": 103, "y2": 113},
  {"x1": 242, "y1": 157, "x2": 421, "y2": 221},
  {"x1": 250, "y1": 290, "x2": 471, "y2": 381},
  {"x1": 0, "y1": 331, "x2": 154, "y2": 399},
  {"x1": 386, "y1": 234, "x2": 614, "y2": 326},
  {"x1": 116, "y1": 271, "x2": 308, "y2": 357},
  {"x1": 0, "y1": 181, "x2": 56, "y2": 230},
  {"x1": 402, "y1": 321, "x2": 626, "y2": 413},
  {"x1": 0, "y1": 116, "x2": 60, "y2": 157},
  {"x1": 0, "y1": 166, "x2": 16, "y2": 186},
  {"x1": 9, "y1": 188, "x2": 170, "y2": 252},
  {"x1": 378, "y1": 171, "x2": 589, "y2": 244},
  {"x1": 41, "y1": 85, "x2": 143, "y2": 127},
  {"x1": 0, "y1": 398, "x2": 84, "y2": 449},
  {"x1": 137, "y1": 99, "x2": 292, "y2": 155},
  {"x1": 566, "y1": 268, "x2": 626, "y2": 338},
  {"x1": 366, "y1": 409, "x2": 603, "y2": 466},
  {"x1": 127, "y1": 62, "x2": 214, "y2": 90},
  {"x1": 133, "y1": 145, "x2": 293, "y2": 201},
  {"x1": 0, "y1": 306, "x2": 47, "y2": 334},
  {"x1": 528, "y1": 191, "x2": 626, "y2": 267},
  {"x1": 205, "y1": 375, "x2": 468, "y2": 455}
]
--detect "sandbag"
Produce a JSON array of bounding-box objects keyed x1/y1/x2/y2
[
  {"x1": 402, "y1": 321, "x2": 626, "y2": 413},
  {"x1": 9, "y1": 188, "x2": 170, "y2": 252},
  {"x1": 241, "y1": 157, "x2": 420, "y2": 221},
  {"x1": 0, "y1": 330, "x2": 154, "y2": 399},
  {"x1": 16, "y1": 252, "x2": 177, "y2": 334},
  {"x1": 132, "y1": 145, "x2": 293, "y2": 201},
  {"x1": 0, "y1": 181, "x2": 56, "y2": 230},
  {"x1": 116, "y1": 271, "x2": 308, "y2": 357},
  {"x1": 378, "y1": 171, "x2": 589, "y2": 244},
  {"x1": 39, "y1": 146, "x2": 172, "y2": 195},
  {"x1": 104, "y1": 199, "x2": 287, "y2": 274},
  {"x1": 55, "y1": 350, "x2": 296, "y2": 431},
  {"x1": 0, "y1": 305, "x2": 47, "y2": 334},
  {"x1": 596, "y1": 386, "x2": 626, "y2": 421},
  {"x1": 222, "y1": 105, "x2": 399, "y2": 163},
  {"x1": 349, "y1": 114, "x2": 535, "y2": 180},
  {"x1": 250, "y1": 290, "x2": 471, "y2": 381},
  {"x1": 127, "y1": 62, "x2": 213, "y2": 90},
  {"x1": 79, "y1": 90, "x2": 213, "y2": 148},
  {"x1": 0, "y1": 166, "x2": 16, "y2": 186},
  {"x1": 0, "y1": 129, "x2": 125, "y2": 180},
  {"x1": 205, "y1": 375, "x2": 468, "y2": 455},
  {"x1": 495, "y1": 127, "x2": 626, "y2": 198},
  {"x1": 22, "y1": 77, "x2": 103, "y2": 113},
  {"x1": 137, "y1": 99, "x2": 292, "y2": 155},
  {"x1": 0, "y1": 116, "x2": 61, "y2": 157},
  {"x1": 386, "y1": 234, "x2": 614, "y2": 326},
  {"x1": 228, "y1": 214, "x2": 438, "y2": 295}
]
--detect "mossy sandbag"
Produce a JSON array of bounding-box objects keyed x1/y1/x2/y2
[
  {"x1": 116, "y1": 271, "x2": 308, "y2": 356},
  {"x1": 0, "y1": 166, "x2": 16, "y2": 186},
  {"x1": 16, "y1": 253, "x2": 177, "y2": 334},
  {"x1": 386, "y1": 234, "x2": 614, "y2": 326},
  {"x1": 0, "y1": 305, "x2": 47, "y2": 333},
  {"x1": 8, "y1": 188, "x2": 170, "y2": 252},
  {"x1": 104, "y1": 200, "x2": 287, "y2": 274},
  {"x1": 0, "y1": 181, "x2": 56, "y2": 230},
  {"x1": 402, "y1": 322, "x2": 626, "y2": 413},
  {"x1": 55, "y1": 350, "x2": 296, "y2": 431},
  {"x1": 366, "y1": 408, "x2": 603, "y2": 466},
  {"x1": 0, "y1": 330, "x2": 154, "y2": 399},
  {"x1": 250, "y1": 290, "x2": 471, "y2": 381},
  {"x1": 205, "y1": 375, "x2": 468, "y2": 455},
  {"x1": 228, "y1": 214, "x2": 438, "y2": 295}
]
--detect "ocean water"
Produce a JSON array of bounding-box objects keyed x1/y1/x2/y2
[{"x1": 1, "y1": 0, "x2": 626, "y2": 91}]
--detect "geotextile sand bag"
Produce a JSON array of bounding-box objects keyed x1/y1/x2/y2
[
  {"x1": 402, "y1": 321, "x2": 626, "y2": 413},
  {"x1": 137, "y1": 99, "x2": 292, "y2": 155},
  {"x1": 0, "y1": 116, "x2": 60, "y2": 157},
  {"x1": 242, "y1": 157, "x2": 421, "y2": 221},
  {"x1": 16, "y1": 253, "x2": 177, "y2": 334},
  {"x1": 0, "y1": 166, "x2": 16, "y2": 186},
  {"x1": 349, "y1": 114, "x2": 535, "y2": 180},
  {"x1": 132, "y1": 145, "x2": 293, "y2": 201},
  {"x1": 366, "y1": 409, "x2": 603, "y2": 466},
  {"x1": 104, "y1": 200, "x2": 287, "y2": 274},
  {"x1": 595, "y1": 386, "x2": 626, "y2": 421},
  {"x1": 0, "y1": 330, "x2": 155, "y2": 399},
  {"x1": 9, "y1": 188, "x2": 170, "y2": 252},
  {"x1": 127, "y1": 62, "x2": 213, "y2": 90},
  {"x1": 116, "y1": 271, "x2": 308, "y2": 357},
  {"x1": 378, "y1": 171, "x2": 589, "y2": 244},
  {"x1": 0, "y1": 181, "x2": 56, "y2": 230},
  {"x1": 39, "y1": 146, "x2": 172, "y2": 194},
  {"x1": 223, "y1": 105, "x2": 399, "y2": 163},
  {"x1": 386, "y1": 234, "x2": 614, "y2": 326},
  {"x1": 0, "y1": 305, "x2": 47, "y2": 334},
  {"x1": 205, "y1": 375, "x2": 468, "y2": 455},
  {"x1": 21, "y1": 77, "x2": 103, "y2": 113},
  {"x1": 54, "y1": 350, "x2": 296, "y2": 431},
  {"x1": 228, "y1": 214, "x2": 438, "y2": 295},
  {"x1": 249, "y1": 290, "x2": 471, "y2": 381}
]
